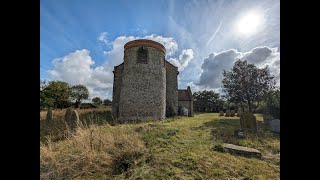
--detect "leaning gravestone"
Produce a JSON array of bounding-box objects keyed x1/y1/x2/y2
[
  {"x1": 236, "y1": 108, "x2": 242, "y2": 117},
  {"x1": 46, "y1": 108, "x2": 53, "y2": 124},
  {"x1": 225, "y1": 110, "x2": 230, "y2": 117},
  {"x1": 219, "y1": 111, "x2": 224, "y2": 116},
  {"x1": 262, "y1": 114, "x2": 273, "y2": 125},
  {"x1": 230, "y1": 110, "x2": 235, "y2": 117},
  {"x1": 270, "y1": 119, "x2": 280, "y2": 133},
  {"x1": 240, "y1": 112, "x2": 257, "y2": 132}
]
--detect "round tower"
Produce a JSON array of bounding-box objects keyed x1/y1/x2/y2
[{"x1": 119, "y1": 39, "x2": 166, "y2": 121}]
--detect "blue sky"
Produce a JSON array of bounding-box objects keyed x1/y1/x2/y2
[{"x1": 40, "y1": 0, "x2": 280, "y2": 100}]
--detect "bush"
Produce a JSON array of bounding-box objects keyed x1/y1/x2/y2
[{"x1": 80, "y1": 103, "x2": 97, "y2": 109}]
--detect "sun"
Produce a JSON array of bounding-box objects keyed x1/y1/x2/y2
[{"x1": 237, "y1": 12, "x2": 262, "y2": 35}]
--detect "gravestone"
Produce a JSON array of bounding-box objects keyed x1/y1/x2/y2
[
  {"x1": 219, "y1": 111, "x2": 224, "y2": 116},
  {"x1": 225, "y1": 110, "x2": 230, "y2": 117},
  {"x1": 181, "y1": 107, "x2": 189, "y2": 116},
  {"x1": 240, "y1": 112, "x2": 257, "y2": 132},
  {"x1": 230, "y1": 110, "x2": 235, "y2": 117},
  {"x1": 270, "y1": 119, "x2": 280, "y2": 133},
  {"x1": 223, "y1": 143, "x2": 261, "y2": 157},
  {"x1": 64, "y1": 107, "x2": 72, "y2": 124},
  {"x1": 69, "y1": 110, "x2": 80, "y2": 133},
  {"x1": 263, "y1": 114, "x2": 273, "y2": 125},
  {"x1": 236, "y1": 108, "x2": 242, "y2": 117},
  {"x1": 46, "y1": 108, "x2": 53, "y2": 124}
]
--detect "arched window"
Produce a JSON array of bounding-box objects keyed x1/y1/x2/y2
[{"x1": 137, "y1": 47, "x2": 148, "y2": 63}]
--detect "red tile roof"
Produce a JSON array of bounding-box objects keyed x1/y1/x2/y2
[{"x1": 178, "y1": 90, "x2": 192, "y2": 101}]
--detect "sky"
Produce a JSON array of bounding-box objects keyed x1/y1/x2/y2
[{"x1": 40, "y1": 0, "x2": 280, "y2": 100}]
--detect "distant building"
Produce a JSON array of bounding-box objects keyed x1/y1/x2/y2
[
  {"x1": 178, "y1": 86, "x2": 194, "y2": 117},
  {"x1": 112, "y1": 39, "x2": 193, "y2": 121}
]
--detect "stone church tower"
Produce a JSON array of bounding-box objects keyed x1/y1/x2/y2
[{"x1": 112, "y1": 39, "x2": 192, "y2": 121}]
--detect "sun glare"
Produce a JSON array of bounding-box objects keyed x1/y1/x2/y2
[{"x1": 237, "y1": 12, "x2": 262, "y2": 35}]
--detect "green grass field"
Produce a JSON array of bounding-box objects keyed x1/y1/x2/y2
[{"x1": 40, "y1": 109, "x2": 280, "y2": 179}]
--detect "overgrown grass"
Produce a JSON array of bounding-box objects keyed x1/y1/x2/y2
[
  {"x1": 40, "y1": 107, "x2": 113, "y2": 143},
  {"x1": 40, "y1": 111, "x2": 280, "y2": 179},
  {"x1": 40, "y1": 125, "x2": 146, "y2": 179}
]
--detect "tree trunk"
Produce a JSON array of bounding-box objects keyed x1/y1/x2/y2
[
  {"x1": 248, "y1": 102, "x2": 252, "y2": 112},
  {"x1": 75, "y1": 99, "x2": 80, "y2": 108},
  {"x1": 253, "y1": 101, "x2": 260, "y2": 113}
]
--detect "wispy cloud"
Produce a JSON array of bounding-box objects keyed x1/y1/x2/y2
[
  {"x1": 206, "y1": 21, "x2": 222, "y2": 46},
  {"x1": 97, "y1": 32, "x2": 109, "y2": 45}
]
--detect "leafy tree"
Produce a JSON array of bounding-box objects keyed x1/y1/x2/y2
[
  {"x1": 103, "y1": 99, "x2": 112, "y2": 106},
  {"x1": 92, "y1": 97, "x2": 103, "y2": 105},
  {"x1": 41, "y1": 81, "x2": 72, "y2": 109},
  {"x1": 193, "y1": 90, "x2": 224, "y2": 112},
  {"x1": 70, "y1": 84, "x2": 89, "y2": 108},
  {"x1": 261, "y1": 89, "x2": 280, "y2": 118},
  {"x1": 222, "y1": 59, "x2": 275, "y2": 112}
]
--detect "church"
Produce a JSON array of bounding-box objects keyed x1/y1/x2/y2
[{"x1": 112, "y1": 39, "x2": 193, "y2": 121}]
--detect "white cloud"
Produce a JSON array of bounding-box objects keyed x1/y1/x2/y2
[
  {"x1": 198, "y1": 46, "x2": 280, "y2": 89},
  {"x1": 48, "y1": 49, "x2": 113, "y2": 100},
  {"x1": 48, "y1": 34, "x2": 183, "y2": 100},
  {"x1": 168, "y1": 49, "x2": 194, "y2": 71},
  {"x1": 103, "y1": 34, "x2": 179, "y2": 69},
  {"x1": 97, "y1": 32, "x2": 109, "y2": 45}
]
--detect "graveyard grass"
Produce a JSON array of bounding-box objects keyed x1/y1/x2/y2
[{"x1": 40, "y1": 108, "x2": 280, "y2": 179}]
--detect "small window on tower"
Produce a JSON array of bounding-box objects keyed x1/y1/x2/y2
[{"x1": 137, "y1": 47, "x2": 148, "y2": 63}]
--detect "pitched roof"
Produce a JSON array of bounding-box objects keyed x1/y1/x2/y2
[
  {"x1": 165, "y1": 60, "x2": 178, "y2": 68},
  {"x1": 178, "y1": 90, "x2": 192, "y2": 101}
]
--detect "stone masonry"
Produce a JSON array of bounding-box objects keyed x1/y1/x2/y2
[{"x1": 112, "y1": 39, "x2": 193, "y2": 121}]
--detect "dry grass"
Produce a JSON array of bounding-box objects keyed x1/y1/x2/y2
[
  {"x1": 40, "y1": 107, "x2": 113, "y2": 143},
  {"x1": 40, "y1": 111, "x2": 280, "y2": 179},
  {"x1": 40, "y1": 124, "x2": 146, "y2": 179}
]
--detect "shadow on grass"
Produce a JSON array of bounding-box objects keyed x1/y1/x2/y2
[{"x1": 192, "y1": 117, "x2": 280, "y2": 154}]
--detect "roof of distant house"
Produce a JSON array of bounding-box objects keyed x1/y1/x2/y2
[{"x1": 178, "y1": 90, "x2": 192, "y2": 101}]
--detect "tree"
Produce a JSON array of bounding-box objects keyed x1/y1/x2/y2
[
  {"x1": 193, "y1": 90, "x2": 224, "y2": 112},
  {"x1": 262, "y1": 89, "x2": 280, "y2": 118},
  {"x1": 103, "y1": 99, "x2": 112, "y2": 106},
  {"x1": 41, "y1": 81, "x2": 72, "y2": 109},
  {"x1": 70, "y1": 84, "x2": 89, "y2": 108},
  {"x1": 92, "y1": 97, "x2": 103, "y2": 105},
  {"x1": 222, "y1": 59, "x2": 275, "y2": 112},
  {"x1": 40, "y1": 80, "x2": 48, "y2": 110}
]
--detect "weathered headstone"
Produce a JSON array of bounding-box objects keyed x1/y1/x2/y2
[
  {"x1": 230, "y1": 110, "x2": 235, "y2": 117},
  {"x1": 240, "y1": 112, "x2": 257, "y2": 132},
  {"x1": 64, "y1": 107, "x2": 72, "y2": 123},
  {"x1": 263, "y1": 114, "x2": 273, "y2": 125},
  {"x1": 69, "y1": 110, "x2": 80, "y2": 133},
  {"x1": 46, "y1": 108, "x2": 53, "y2": 124},
  {"x1": 219, "y1": 111, "x2": 224, "y2": 116},
  {"x1": 236, "y1": 108, "x2": 242, "y2": 117},
  {"x1": 270, "y1": 119, "x2": 280, "y2": 133},
  {"x1": 225, "y1": 110, "x2": 230, "y2": 117}
]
